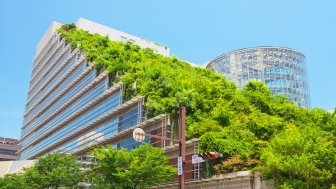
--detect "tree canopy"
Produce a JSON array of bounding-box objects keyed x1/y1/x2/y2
[
  {"x1": 24, "y1": 153, "x2": 84, "y2": 189},
  {"x1": 0, "y1": 153, "x2": 84, "y2": 189},
  {"x1": 58, "y1": 25, "x2": 336, "y2": 188},
  {"x1": 0, "y1": 146, "x2": 174, "y2": 189},
  {"x1": 259, "y1": 124, "x2": 336, "y2": 188},
  {"x1": 91, "y1": 144, "x2": 175, "y2": 189},
  {"x1": 0, "y1": 173, "x2": 26, "y2": 189}
]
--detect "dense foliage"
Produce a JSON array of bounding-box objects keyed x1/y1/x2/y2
[
  {"x1": 91, "y1": 144, "x2": 175, "y2": 189},
  {"x1": 0, "y1": 153, "x2": 84, "y2": 189},
  {"x1": 0, "y1": 173, "x2": 26, "y2": 189},
  {"x1": 24, "y1": 153, "x2": 84, "y2": 189},
  {"x1": 0, "y1": 146, "x2": 173, "y2": 189},
  {"x1": 58, "y1": 25, "x2": 336, "y2": 188}
]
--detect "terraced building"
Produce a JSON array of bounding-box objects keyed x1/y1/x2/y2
[
  {"x1": 18, "y1": 18, "x2": 282, "y2": 187},
  {"x1": 18, "y1": 18, "x2": 173, "y2": 160}
]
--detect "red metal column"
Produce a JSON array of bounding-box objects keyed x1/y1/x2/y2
[{"x1": 179, "y1": 106, "x2": 186, "y2": 189}]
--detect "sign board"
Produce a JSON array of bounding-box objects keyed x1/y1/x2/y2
[
  {"x1": 177, "y1": 156, "x2": 183, "y2": 175},
  {"x1": 133, "y1": 128, "x2": 145, "y2": 142},
  {"x1": 192, "y1": 154, "x2": 205, "y2": 164}
]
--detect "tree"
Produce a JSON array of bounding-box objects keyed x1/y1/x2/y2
[
  {"x1": 24, "y1": 153, "x2": 84, "y2": 189},
  {"x1": 58, "y1": 27, "x2": 336, "y2": 188},
  {"x1": 0, "y1": 173, "x2": 26, "y2": 189},
  {"x1": 258, "y1": 124, "x2": 336, "y2": 188},
  {"x1": 91, "y1": 144, "x2": 175, "y2": 189},
  {"x1": 241, "y1": 81, "x2": 272, "y2": 114}
]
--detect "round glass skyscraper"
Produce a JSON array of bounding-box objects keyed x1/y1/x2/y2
[{"x1": 206, "y1": 46, "x2": 310, "y2": 108}]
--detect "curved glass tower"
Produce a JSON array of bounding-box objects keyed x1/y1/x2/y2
[{"x1": 207, "y1": 46, "x2": 310, "y2": 107}]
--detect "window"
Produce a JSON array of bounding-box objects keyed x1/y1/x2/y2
[{"x1": 0, "y1": 149, "x2": 16, "y2": 155}]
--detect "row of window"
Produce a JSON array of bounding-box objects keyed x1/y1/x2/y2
[
  {"x1": 213, "y1": 60, "x2": 305, "y2": 73},
  {"x1": 56, "y1": 119, "x2": 119, "y2": 154},
  {"x1": 21, "y1": 72, "x2": 101, "y2": 146},
  {"x1": 29, "y1": 55, "x2": 77, "y2": 109},
  {"x1": 22, "y1": 69, "x2": 97, "y2": 138},
  {"x1": 26, "y1": 50, "x2": 74, "y2": 115},
  {"x1": 0, "y1": 149, "x2": 17, "y2": 156},
  {"x1": 55, "y1": 107, "x2": 141, "y2": 154},
  {"x1": 27, "y1": 43, "x2": 69, "y2": 106},
  {"x1": 29, "y1": 62, "x2": 86, "y2": 122},
  {"x1": 21, "y1": 90, "x2": 121, "y2": 159},
  {"x1": 30, "y1": 38, "x2": 61, "y2": 86},
  {"x1": 117, "y1": 131, "x2": 152, "y2": 150},
  {"x1": 24, "y1": 60, "x2": 85, "y2": 126},
  {"x1": 0, "y1": 141, "x2": 15, "y2": 145},
  {"x1": 26, "y1": 46, "x2": 71, "y2": 113},
  {"x1": 232, "y1": 49, "x2": 304, "y2": 58},
  {"x1": 25, "y1": 62, "x2": 86, "y2": 126},
  {"x1": 219, "y1": 69, "x2": 306, "y2": 81},
  {"x1": 28, "y1": 40, "x2": 65, "y2": 98},
  {"x1": 33, "y1": 35, "x2": 58, "y2": 68}
]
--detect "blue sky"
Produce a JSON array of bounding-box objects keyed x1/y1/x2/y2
[{"x1": 0, "y1": 0, "x2": 335, "y2": 139}]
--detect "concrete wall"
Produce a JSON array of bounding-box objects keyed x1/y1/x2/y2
[
  {"x1": 152, "y1": 171, "x2": 274, "y2": 189},
  {"x1": 0, "y1": 137, "x2": 21, "y2": 160},
  {"x1": 0, "y1": 160, "x2": 35, "y2": 177}
]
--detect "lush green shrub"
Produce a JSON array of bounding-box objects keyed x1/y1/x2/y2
[{"x1": 58, "y1": 26, "x2": 336, "y2": 188}]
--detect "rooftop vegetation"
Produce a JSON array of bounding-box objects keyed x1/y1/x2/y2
[{"x1": 58, "y1": 25, "x2": 336, "y2": 188}]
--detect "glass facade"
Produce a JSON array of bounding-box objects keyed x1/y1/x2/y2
[
  {"x1": 20, "y1": 20, "x2": 175, "y2": 161},
  {"x1": 207, "y1": 47, "x2": 310, "y2": 107},
  {"x1": 0, "y1": 149, "x2": 17, "y2": 156},
  {"x1": 54, "y1": 107, "x2": 143, "y2": 154},
  {"x1": 20, "y1": 33, "x2": 145, "y2": 160}
]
